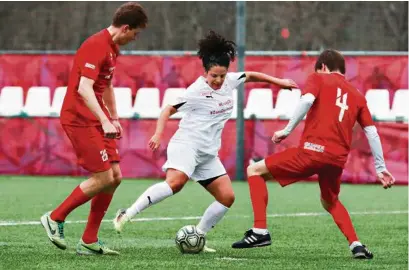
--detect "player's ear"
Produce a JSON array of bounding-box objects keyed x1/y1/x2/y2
[
  {"x1": 122, "y1": 24, "x2": 130, "y2": 33},
  {"x1": 322, "y1": 64, "x2": 330, "y2": 73}
]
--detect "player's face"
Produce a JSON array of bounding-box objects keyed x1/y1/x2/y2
[
  {"x1": 118, "y1": 26, "x2": 143, "y2": 45},
  {"x1": 205, "y1": 65, "x2": 228, "y2": 90}
]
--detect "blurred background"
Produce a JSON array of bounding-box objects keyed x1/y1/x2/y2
[
  {"x1": 0, "y1": 1, "x2": 407, "y2": 184},
  {"x1": 0, "y1": 1, "x2": 407, "y2": 51}
]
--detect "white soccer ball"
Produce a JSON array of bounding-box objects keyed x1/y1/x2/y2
[{"x1": 175, "y1": 225, "x2": 206, "y2": 254}]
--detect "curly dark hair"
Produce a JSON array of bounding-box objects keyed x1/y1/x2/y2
[{"x1": 198, "y1": 30, "x2": 236, "y2": 71}]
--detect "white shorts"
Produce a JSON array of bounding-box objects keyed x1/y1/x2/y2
[{"x1": 162, "y1": 142, "x2": 226, "y2": 182}]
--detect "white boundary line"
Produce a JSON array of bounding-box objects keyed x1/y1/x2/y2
[{"x1": 0, "y1": 210, "x2": 407, "y2": 227}]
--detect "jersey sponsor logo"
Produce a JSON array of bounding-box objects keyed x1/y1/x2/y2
[
  {"x1": 105, "y1": 67, "x2": 116, "y2": 80},
  {"x1": 304, "y1": 142, "x2": 325, "y2": 153},
  {"x1": 210, "y1": 105, "x2": 233, "y2": 115},
  {"x1": 219, "y1": 100, "x2": 232, "y2": 106},
  {"x1": 200, "y1": 91, "x2": 213, "y2": 96},
  {"x1": 85, "y1": 63, "x2": 96, "y2": 70}
]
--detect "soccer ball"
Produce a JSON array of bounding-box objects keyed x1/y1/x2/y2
[{"x1": 175, "y1": 225, "x2": 206, "y2": 254}]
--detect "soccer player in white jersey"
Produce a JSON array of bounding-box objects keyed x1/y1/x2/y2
[{"x1": 113, "y1": 31, "x2": 298, "y2": 250}]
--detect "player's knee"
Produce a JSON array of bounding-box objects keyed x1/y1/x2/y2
[
  {"x1": 112, "y1": 171, "x2": 122, "y2": 187},
  {"x1": 94, "y1": 169, "x2": 115, "y2": 188},
  {"x1": 247, "y1": 164, "x2": 261, "y2": 177},
  {"x1": 167, "y1": 179, "x2": 186, "y2": 194},
  {"x1": 320, "y1": 197, "x2": 337, "y2": 211},
  {"x1": 219, "y1": 191, "x2": 235, "y2": 208}
]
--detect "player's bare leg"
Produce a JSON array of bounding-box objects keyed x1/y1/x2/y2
[
  {"x1": 232, "y1": 160, "x2": 272, "y2": 249},
  {"x1": 195, "y1": 174, "x2": 235, "y2": 252},
  {"x1": 321, "y1": 199, "x2": 373, "y2": 259},
  {"x1": 114, "y1": 169, "x2": 187, "y2": 233},
  {"x1": 41, "y1": 168, "x2": 117, "y2": 250},
  {"x1": 77, "y1": 163, "x2": 122, "y2": 255}
]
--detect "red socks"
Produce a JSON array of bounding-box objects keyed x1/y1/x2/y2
[
  {"x1": 50, "y1": 185, "x2": 90, "y2": 222},
  {"x1": 248, "y1": 173, "x2": 358, "y2": 244},
  {"x1": 326, "y1": 200, "x2": 359, "y2": 245},
  {"x1": 82, "y1": 192, "x2": 113, "y2": 244},
  {"x1": 248, "y1": 175, "x2": 268, "y2": 229}
]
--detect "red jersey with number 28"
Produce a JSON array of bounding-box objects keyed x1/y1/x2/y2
[
  {"x1": 299, "y1": 73, "x2": 374, "y2": 167},
  {"x1": 61, "y1": 29, "x2": 119, "y2": 126}
]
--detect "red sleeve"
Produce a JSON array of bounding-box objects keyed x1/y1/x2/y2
[
  {"x1": 357, "y1": 102, "x2": 374, "y2": 127},
  {"x1": 302, "y1": 73, "x2": 321, "y2": 98},
  {"x1": 78, "y1": 42, "x2": 105, "y2": 81}
]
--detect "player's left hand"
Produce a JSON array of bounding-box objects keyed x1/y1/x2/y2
[
  {"x1": 112, "y1": 119, "x2": 123, "y2": 139},
  {"x1": 276, "y1": 79, "x2": 298, "y2": 90},
  {"x1": 272, "y1": 130, "x2": 289, "y2": 144},
  {"x1": 377, "y1": 170, "x2": 395, "y2": 189}
]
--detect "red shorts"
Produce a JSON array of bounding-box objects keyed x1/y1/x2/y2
[
  {"x1": 265, "y1": 148, "x2": 343, "y2": 203},
  {"x1": 62, "y1": 125, "x2": 120, "y2": 173}
]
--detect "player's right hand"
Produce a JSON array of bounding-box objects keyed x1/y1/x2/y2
[
  {"x1": 148, "y1": 134, "x2": 161, "y2": 151},
  {"x1": 102, "y1": 120, "x2": 118, "y2": 139},
  {"x1": 377, "y1": 170, "x2": 395, "y2": 189}
]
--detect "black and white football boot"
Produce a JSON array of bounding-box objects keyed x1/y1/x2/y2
[
  {"x1": 231, "y1": 229, "x2": 272, "y2": 249},
  {"x1": 352, "y1": 245, "x2": 374, "y2": 259}
]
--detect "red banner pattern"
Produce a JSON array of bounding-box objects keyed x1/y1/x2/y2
[
  {"x1": 0, "y1": 55, "x2": 407, "y2": 104},
  {"x1": 0, "y1": 118, "x2": 406, "y2": 184},
  {"x1": 0, "y1": 55, "x2": 407, "y2": 183}
]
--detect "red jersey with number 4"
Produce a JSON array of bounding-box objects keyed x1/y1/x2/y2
[
  {"x1": 61, "y1": 29, "x2": 119, "y2": 126},
  {"x1": 299, "y1": 73, "x2": 374, "y2": 167}
]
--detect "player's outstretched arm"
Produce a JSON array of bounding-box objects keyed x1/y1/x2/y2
[
  {"x1": 363, "y1": 125, "x2": 395, "y2": 189},
  {"x1": 78, "y1": 76, "x2": 117, "y2": 138},
  {"x1": 148, "y1": 105, "x2": 178, "y2": 151},
  {"x1": 103, "y1": 83, "x2": 123, "y2": 139},
  {"x1": 272, "y1": 93, "x2": 315, "y2": 143},
  {"x1": 358, "y1": 104, "x2": 395, "y2": 189},
  {"x1": 244, "y1": 71, "x2": 298, "y2": 89}
]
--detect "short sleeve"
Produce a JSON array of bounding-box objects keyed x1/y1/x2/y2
[
  {"x1": 357, "y1": 102, "x2": 375, "y2": 127},
  {"x1": 78, "y1": 42, "x2": 105, "y2": 81},
  {"x1": 302, "y1": 73, "x2": 321, "y2": 98},
  {"x1": 172, "y1": 91, "x2": 195, "y2": 113},
  {"x1": 226, "y1": 72, "x2": 246, "y2": 89}
]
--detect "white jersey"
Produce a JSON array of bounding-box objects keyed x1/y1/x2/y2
[{"x1": 170, "y1": 72, "x2": 246, "y2": 156}]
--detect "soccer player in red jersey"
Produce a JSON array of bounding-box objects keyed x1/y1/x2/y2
[
  {"x1": 40, "y1": 2, "x2": 148, "y2": 255},
  {"x1": 232, "y1": 50, "x2": 395, "y2": 259}
]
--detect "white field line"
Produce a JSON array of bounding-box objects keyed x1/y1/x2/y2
[
  {"x1": 0, "y1": 210, "x2": 407, "y2": 227},
  {"x1": 216, "y1": 257, "x2": 248, "y2": 261}
]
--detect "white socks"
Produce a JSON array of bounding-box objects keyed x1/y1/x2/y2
[
  {"x1": 349, "y1": 241, "x2": 363, "y2": 251},
  {"x1": 252, "y1": 228, "x2": 269, "y2": 235},
  {"x1": 125, "y1": 181, "x2": 173, "y2": 218},
  {"x1": 197, "y1": 201, "x2": 229, "y2": 234}
]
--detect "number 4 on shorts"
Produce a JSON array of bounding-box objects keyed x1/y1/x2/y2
[{"x1": 100, "y1": 149, "x2": 108, "y2": 162}]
